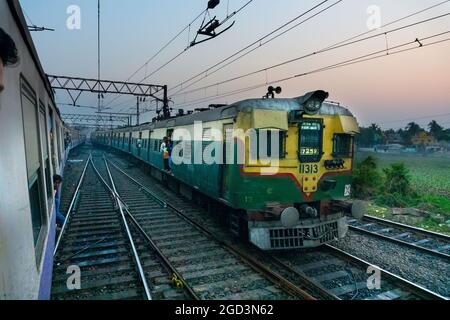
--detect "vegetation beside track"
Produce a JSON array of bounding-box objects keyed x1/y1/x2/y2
[{"x1": 353, "y1": 152, "x2": 450, "y2": 235}]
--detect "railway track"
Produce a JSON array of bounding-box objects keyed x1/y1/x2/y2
[
  {"x1": 59, "y1": 145, "x2": 91, "y2": 214},
  {"x1": 347, "y1": 215, "x2": 450, "y2": 260},
  {"x1": 274, "y1": 245, "x2": 447, "y2": 300},
  {"x1": 101, "y1": 153, "x2": 317, "y2": 300},
  {"x1": 104, "y1": 150, "x2": 448, "y2": 301},
  {"x1": 52, "y1": 154, "x2": 186, "y2": 300}
]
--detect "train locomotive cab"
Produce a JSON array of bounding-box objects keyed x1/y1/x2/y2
[{"x1": 231, "y1": 90, "x2": 360, "y2": 250}]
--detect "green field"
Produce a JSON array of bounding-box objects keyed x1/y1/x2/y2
[
  {"x1": 356, "y1": 152, "x2": 450, "y2": 198},
  {"x1": 356, "y1": 152, "x2": 450, "y2": 234}
]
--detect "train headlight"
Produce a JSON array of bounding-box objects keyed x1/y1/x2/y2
[
  {"x1": 296, "y1": 90, "x2": 329, "y2": 115},
  {"x1": 305, "y1": 99, "x2": 322, "y2": 114}
]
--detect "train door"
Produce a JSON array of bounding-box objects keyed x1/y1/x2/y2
[
  {"x1": 128, "y1": 132, "x2": 132, "y2": 152},
  {"x1": 137, "y1": 131, "x2": 142, "y2": 157},
  {"x1": 221, "y1": 123, "x2": 234, "y2": 198},
  {"x1": 147, "y1": 130, "x2": 152, "y2": 161}
]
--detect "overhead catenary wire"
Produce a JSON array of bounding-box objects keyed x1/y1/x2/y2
[
  {"x1": 165, "y1": 0, "x2": 334, "y2": 96},
  {"x1": 168, "y1": 13, "x2": 450, "y2": 97},
  {"x1": 173, "y1": 31, "x2": 450, "y2": 108},
  {"x1": 169, "y1": 0, "x2": 344, "y2": 98},
  {"x1": 324, "y1": 0, "x2": 450, "y2": 50},
  {"x1": 124, "y1": 10, "x2": 208, "y2": 83},
  {"x1": 136, "y1": 0, "x2": 255, "y2": 84},
  {"x1": 104, "y1": 0, "x2": 255, "y2": 109},
  {"x1": 101, "y1": 8, "x2": 207, "y2": 108}
]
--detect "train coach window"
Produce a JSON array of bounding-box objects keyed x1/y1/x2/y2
[
  {"x1": 29, "y1": 172, "x2": 44, "y2": 245},
  {"x1": 332, "y1": 134, "x2": 353, "y2": 158},
  {"x1": 256, "y1": 130, "x2": 286, "y2": 159},
  {"x1": 298, "y1": 119, "x2": 323, "y2": 163},
  {"x1": 39, "y1": 102, "x2": 52, "y2": 199},
  {"x1": 21, "y1": 78, "x2": 48, "y2": 261}
]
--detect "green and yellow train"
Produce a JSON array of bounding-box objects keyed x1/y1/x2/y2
[{"x1": 92, "y1": 90, "x2": 359, "y2": 250}]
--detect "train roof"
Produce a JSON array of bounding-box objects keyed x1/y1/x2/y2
[{"x1": 97, "y1": 94, "x2": 354, "y2": 133}]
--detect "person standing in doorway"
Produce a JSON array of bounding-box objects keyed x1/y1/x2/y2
[{"x1": 160, "y1": 136, "x2": 170, "y2": 171}]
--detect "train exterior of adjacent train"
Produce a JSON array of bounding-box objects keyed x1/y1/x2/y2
[
  {"x1": 0, "y1": 0, "x2": 84, "y2": 299},
  {"x1": 92, "y1": 90, "x2": 360, "y2": 250}
]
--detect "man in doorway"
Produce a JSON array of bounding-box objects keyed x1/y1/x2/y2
[
  {"x1": 160, "y1": 136, "x2": 170, "y2": 171},
  {"x1": 0, "y1": 28, "x2": 19, "y2": 93},
  {"x1": 53, "y1": 174, "x2": 66, "y2": 227}
]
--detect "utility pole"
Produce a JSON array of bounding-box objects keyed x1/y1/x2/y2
[
  {"x1": 162, "y1": 85, "x2": 170, "y2": 119},
  {"x1": 136, "y1": 96, "x2": 140, "y2": 126},
  {"x1": 97, "y1": 0, "x2": 101, "y2": 125}
]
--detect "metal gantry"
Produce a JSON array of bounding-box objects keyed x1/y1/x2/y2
[
  {"x1": 48, "y1": 75, "x2": 167, "y2": 103},
  {"x1": 62, "y1": 113, "x2": 131, "y2": 128},
  {"x1": 47, "y1": 75, "x2": 172, "y2": 120}
]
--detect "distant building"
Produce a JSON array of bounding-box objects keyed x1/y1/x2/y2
[
  {"x1": 411, "y1": 132, "x2": 437, "y2": 146},
  {"x1": 384, "y1": 133, "x2": 404, "y2": 145},
  {"x1": 374, "y1": 143, "x2": 405, "y2": 153}
]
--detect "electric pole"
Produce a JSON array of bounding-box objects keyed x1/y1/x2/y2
[{"x1": 136, "y1": 96, "x2": 140, "y2": 126}]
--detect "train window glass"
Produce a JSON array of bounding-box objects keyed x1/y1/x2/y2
[
  {"x1": 256, "y1": 130, "x2": 286, "y2": 159},
  {"x1": 55, "y1": 122, "x2": 62, "y2": 158},
  {"x1": 39, "y1": 103, "x2": 52, "y2": 199},
  {"x1": 48, "y1": 107, "x2": 58, "y2": 173},
  {"x1": 28, "y1": 172, "x2": 44, "y2": 245},
  {"x1": 21, "y1": 83, "x2": 40, "y2": 179},
  {"x1": 279, "y1": 131, "x2": 287, "y2": 158},
  {"x1": 21, "y1": 78, "x2": 48, "y2": 260},
  {"x1": 298, "y1": 119, "x2": 323, "y2": 163},
  {"x1": 333, "y1": 134, "x2": 353, "y2": 157}
]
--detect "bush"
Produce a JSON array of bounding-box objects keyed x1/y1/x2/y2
[
  {"x1": 382, "y1": 163, "x2": 411, "y2": 195},
  {"x1": 352, "y1": 156, "x2": 382, "y2": 199},
  {"x1": 376, "y1": 162, "x2": 419, "y2": 207}
]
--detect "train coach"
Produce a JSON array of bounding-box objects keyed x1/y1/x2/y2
[
  {"x1": 92, "y1": 88, "x2": 360, "y2": 250},
  {"x1": 0, "y1": 0, "x2": 84, "y2": 299}
]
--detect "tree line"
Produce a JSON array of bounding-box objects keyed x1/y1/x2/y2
[{"x1": 356, "y1": 120, "x2": 450, "y2": 148}]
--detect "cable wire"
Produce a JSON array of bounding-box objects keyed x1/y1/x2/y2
[
  {"x1": 174, "y1": 31, "x2": 450, "y2": 108},
  {"x1": 166, "y1": 0, "x2": 334, "y2": 95},
  {"x1": 169, "y1": 13, "x2": 450, "y2": 97}
]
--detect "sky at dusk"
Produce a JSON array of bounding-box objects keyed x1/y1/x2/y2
[{"x1": 20, "y1": 0, "x2": 450, "y2": 129}]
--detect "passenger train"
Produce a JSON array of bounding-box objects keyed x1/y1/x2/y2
[
  {"x1": 92, "y1": 90, "x2": 360, "y2": 251},
  {"x1": 0, "y1": 0, "x2": 84, "y2": 299}
]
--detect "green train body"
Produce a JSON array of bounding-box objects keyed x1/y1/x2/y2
[{"x1": 92, "y1": 91, "x2": 359, "y2": 250}]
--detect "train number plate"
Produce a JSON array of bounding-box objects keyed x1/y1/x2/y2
[
  {"x1": 300, "y1": 163, "x2": 318, "y2": 174},
  {"x1": 344, "y1": 184, "x2": 351, "y2": 197}
]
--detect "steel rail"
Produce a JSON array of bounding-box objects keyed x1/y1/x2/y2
[
  {"x1": 325, "y1": 244, "x2": 449, "y2": 300},
  {"x1": 54, "y1": 153, "x2": 92, "y2": 256},
  {"x1": 120, "y1": 202, "x2": 200, "y2": 300},
  {"x1": 90, "y1": 157, "x2": 152, "y2": 300},
  {"x1": 362, "y1": 215, "x2": 450, "y2": 241},
  {"x1": 105, "y1": 157, "x2": 318, "y2": 300},
  {"x1": 348, "y1": 216, "x2": 450, "y2": 260},
  {"x1": 268, "y1": 254, "x2": 340, "y2": 300},
  {"x1": 95, "y1": 154, "x2": 211, "y2": 300},
  {"x1": 99, "y1": 155, "x2": 199, "y2": 299}
]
